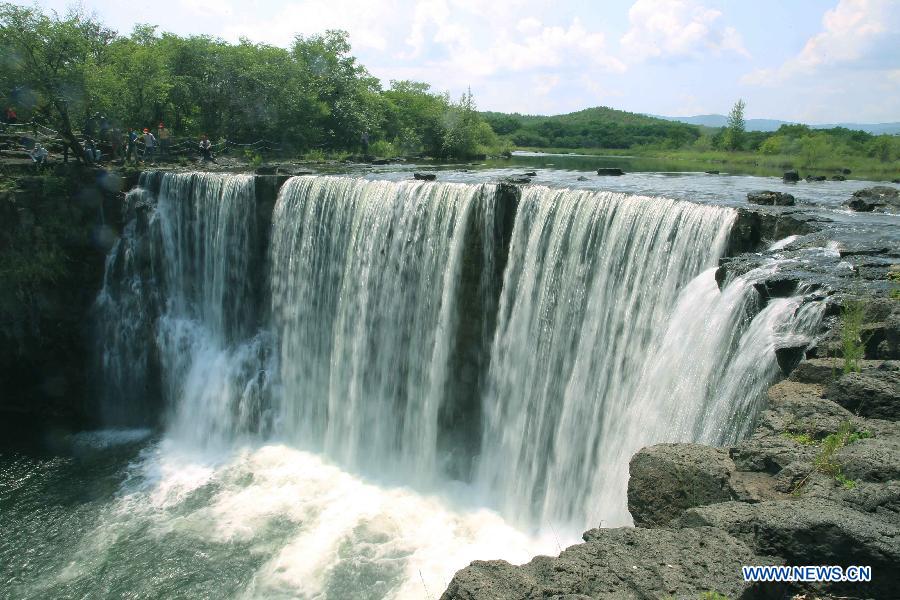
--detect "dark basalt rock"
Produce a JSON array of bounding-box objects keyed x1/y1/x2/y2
[
  {"x1": 826, "y1": 368, "x2": 900, "y2": 421},
  {"x1": 596, "y1": 167, "x2": 624, "y2": 176},
  {"x1": 706, "y1": 170, "x2": 719, "y2": 174},
  {"x1": 752, "y1": 276, "x2": 799, "y2": 303},
  {"x1": 774, "y1": 343, "x2": 807, "y2": 375},
  {"x1": 628, "y1": 444, "x2": 738, "y2": 527},
  {"x1": 440, "y1": 527, "x2": 784, "y2": 600},
  {"x1": 576, "y1": 175, "x2": 588, "y2": 181},
  {"x1": 676, "y1": 499, "x2": 900, "y2": 598},
  {"x1": 846, "y1": 186, "x2": 900, "y2": 213},
  {"x1": 522, "y1": 171, "x2": 537, "y2": 176},
  {"x1": 747, "y1": 190, "x2": 795, "y2": 206},
  {"x1": 501, "y1": 176, "x2": 531, "y2": 184},
  {"x1": 725, "y1": 208, "x2": 818, "y2": 255},
  {"x1": 805, "y1": 175, "x2": 826, "y2": 182},
  {"x1": 413, "y1": 172, "x2": 436, "y2": 181},
  {"x1": 832, "y1": 174, "x2": 846, "y2": 181},
  {"x1": 783, "y1": 170, "x2": 800, "y2": 183}
]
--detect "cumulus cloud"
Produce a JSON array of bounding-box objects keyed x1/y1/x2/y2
[
  {"x1": 742, "y1": 0, "x2": 899, "y2": 85},
  {"x1": 620, "y1": 0, "x2": 749, "y2": 62}
]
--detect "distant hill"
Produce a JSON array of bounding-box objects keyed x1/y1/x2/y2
[
  {"x1": 651, "y1": 114, "x2": 900, "y2": 135},
  {"x1": 482, "y1": 106, "x2": 700, "y2": 149}
]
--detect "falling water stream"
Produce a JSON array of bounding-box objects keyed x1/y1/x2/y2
[{"x1": 4, "y1": 171, "x2": 828, "y2": 599}]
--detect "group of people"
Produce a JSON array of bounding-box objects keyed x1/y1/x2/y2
[{"x1": 7, "y1": 106, "x2": 220, "y2": 166}]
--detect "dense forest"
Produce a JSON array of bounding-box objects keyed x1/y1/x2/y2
[
  {"x1": 0, "y1": 3, "x2": 499, "y2": 160},
  {"x1": 1, "y1": 3, "x2": 897, "y2": 168}
]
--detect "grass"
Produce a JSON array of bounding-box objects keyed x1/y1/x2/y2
[
  {"x1": 781, "y1": 431, "x2": 816, "y2": 446},
  {"x1": 791, "y1": 421, "x2": 872, "y2": 494},
  {"x1": 889, "y1": 268, "x2": 900, "y2": 301},
  {"x1": 512, "y1": 146, "x2": 899, "y2": 181}
]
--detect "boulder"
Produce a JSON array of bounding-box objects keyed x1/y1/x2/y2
[
  {"x1": 774, "y1": 342, "x2": 807, "y2": 375},
  {"x1": 676, "y1": 498, "x2": 900, "y2": 598},
  {"x1": 747, "y1": 191, "x2": 796, "y2": 206},
  {"x1": 576, "y1": 175, "x2": 588, "y2": 181},
  {"x1": 788, "y1": 358, "x2": 844, "y2": 384},
  {"x1": 501, "y1": 176, "x2": 531, "y2": 184},
  {"x1": 413, "y1": 172, "x2": 436, "y2": 181},
  {"x1": 842, "y1": 168, "x2": 852, "y2": 174},
  {"x1": 706, "y1": 170, "x2": 719, "y2": 174},
  {"x1": 628, "y1": 444, "x2": 737, "y2": 527},
  {"x1": 834, "y1": 437, "x2": 900, "y2": 482},
  {"x1": 782, "y1": 170, "x2": 800, "y2": 183},
  {"x1": 831, "y1": 174, "x2": 846, "y2": 181},
  {"x1": 826, "y1": 369, "x2": 900, "y2": 420},
  {"x1": 440, "y1": 527, "x2": 784, "y2": 600},
  {"x1": 522, "y1": 171, "x2": 537, "y2": 176},
  {"x1": 805, "y1": 175, "x2": 826, "y2": 182},
  {"x1": 846, "y1": 186, "x2": 900, "y2": 213},
  {"x1": 597, "y1": 167, "x2": 624, "y2": 176}
]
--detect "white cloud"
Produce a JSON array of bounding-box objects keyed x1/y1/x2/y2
[
  {"x1": 741, "y1": 0, "x2": 899, "y2": 86},
  {"x1": 534, "y1": 74, "x2": 561, "y2": 95},
  {"x1": 223, "y1": 0, "x2": 401, "y2": 50},
  {"x1": 620, "y1": 0, "x2": 749, "y2": 62}
]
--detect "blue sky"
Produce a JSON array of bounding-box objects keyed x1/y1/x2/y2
[{"x1": 20, "y1": 0, "x2": 900, "y2": 122}]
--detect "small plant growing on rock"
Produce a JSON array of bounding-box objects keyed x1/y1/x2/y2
[
  {"x1": 781, "y1": 430, "x2": 815, "y2": 445},
  {"x1": 791, "y1": 421, "x2": 872, "y2": 494},
  {"x1": 839, "y1": 298, "x2": 868, "y2": 373},
  {"x1": 699, "y1": 592, "x2": 729, "y2": 600}
]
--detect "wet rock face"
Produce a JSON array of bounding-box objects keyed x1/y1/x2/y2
[
  {"x1": 747, "y1": 191, "x2": 795, "y2": 206},
  {"x1": 846, "y1": 186, "x2": 900, "y2": 213},
  {"x1": 725, "y1": 208, "x2": 818, "y2": 255},
  {"x1": 783, "y1": 170, "x2": 800, "y2": 183}
]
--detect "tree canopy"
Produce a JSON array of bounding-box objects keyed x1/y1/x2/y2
[{"x1": 0, "y1": 3, "x2": 498, "y2": 159}]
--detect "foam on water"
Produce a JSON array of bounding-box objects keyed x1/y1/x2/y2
[{"x1": 35, "y1": 439, "x2": 559, "y2": 600}]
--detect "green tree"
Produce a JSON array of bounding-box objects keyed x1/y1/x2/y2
[
  {"x1": 723, "y1": 99, "x2": 745, "y2": 151},
  {"x1": 800, "y1": 134, "x2": 829, "y2": 167},
  {"x1": 0, "y1": 3, "x2": 115, "y2": 160}
]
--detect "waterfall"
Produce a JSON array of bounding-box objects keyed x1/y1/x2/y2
[
  {"x1": 95, "y1": 172, "x2": 272, "y2": 442},
  {"x1": 474, "y1": 186, "x2": 822, "y2": 530},
  {"x1": 95, "y1": 173, "x2": 824, "y2": 539},
  {"x1": 269, "y1": 176, "x2": 499, "y2": 482}
]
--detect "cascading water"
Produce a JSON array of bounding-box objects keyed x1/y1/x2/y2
[
  {"x1": 85, "y1": 172, "x2": 826, "y2": 598},
  {"x1": 269, "y1": 176, "x2": 499, "y2": 482},
  {"x1": 474, "y1": 186, "x2": 823, "y2": 530},
  {"x1": 95, "y1": 172, "x2": 272, "y2": 442}
]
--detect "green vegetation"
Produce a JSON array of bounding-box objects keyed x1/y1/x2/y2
[
  {"x1": 840, "y1": 299, "x2": 869, "y2": 374},
  {"x1": 698, "y1": 592, "x2": 729, "y2": 600},
  {"x1": 482, "y1": 106, "x2": 700, "y2": 150},
  {"x1": 791, "y1": 421, "x2": 872, "y2": 494},
  {"x1": 723, "y1": 99, "x2": 745, "y2": 151},
  {"x1": 485, "y1": 102, "x2": 898, "y2": 180},
  {"x1": 3, "y1": 3, "x2": 895, "y2": 174},
  {"x1": 781, "y1": 431, "x2": 816, "y2": 446},
  {"x1": 0, "y1": 3, "x2": 499, "y2": 160}
]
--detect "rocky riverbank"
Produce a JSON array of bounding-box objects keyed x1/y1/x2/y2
[{"x1": 442, "y1": 224, "x2": 900, "y2": 598}]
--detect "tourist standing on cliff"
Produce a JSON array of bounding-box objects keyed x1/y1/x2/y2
[
  {"x1": 142, "y1": 128, "x2": 157, "y2": 162},
  {"x1": 126, "y1": 128, "x2": 139, "y2": 163},
  {"x1": 199, "y1": 134, "x2": 215, "y2": 162}
]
